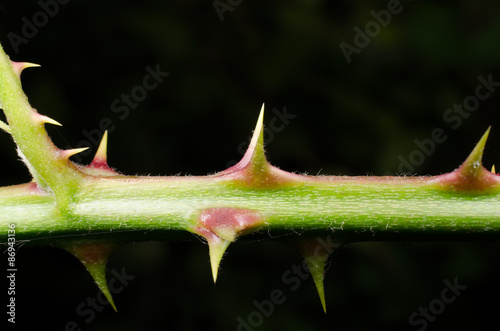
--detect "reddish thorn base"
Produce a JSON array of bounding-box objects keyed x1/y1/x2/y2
[{"x1": 194, "y1": 208, "x2": 264, "y2": 241}]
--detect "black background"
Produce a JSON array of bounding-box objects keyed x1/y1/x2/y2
[{"x1": 1, "y1": 0, "x2": 500, "y2": 330}]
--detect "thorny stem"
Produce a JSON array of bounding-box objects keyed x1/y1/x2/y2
[{"x1": 1, "y1": 40, "x2": 500, "y2": 308}]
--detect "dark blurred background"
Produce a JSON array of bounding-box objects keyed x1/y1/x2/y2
[{"x1": 1, "y1": 0, "x2": 500, "y2": 330}]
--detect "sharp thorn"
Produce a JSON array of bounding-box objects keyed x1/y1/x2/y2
[
  {"x1": 244, "y1": 103, "x2": 266, "y2": 168},
  {"x1": 459, "y1": 126, "x2": 491, "y2": 177},
  {"x1": 207, "y1": 234, "x2": 231, "y2": 283},
  {"x1": 492, "y1": 165, "x2": 496, "y2": 174},
  {"x1": 62, "y1": 242, "x2": 118, "y2": 311},
  {"x1": 306, "y1": 255, "x2": 328, "y2": 314},
  {"x1": 32, "y1": 112, "x2": 63, "y2": 126},
  {"x1": 61, "y1": 147, "x2": 89, "y2": 159},
  {"x1": 90, "y1": 131, "x2": 109, "y2": 167},
  {"x1": 11, "y1": 61, "x2": 40, "y2": 79},
  {"x1": 430, "y1": 127, "x2": 500, "y2": 191},
  {"x1": 84, "y1": 260, "x2": 118, "y2": 312},
  {"x1": 299, "y1": 238, "x2": 340, "y2": 314}
]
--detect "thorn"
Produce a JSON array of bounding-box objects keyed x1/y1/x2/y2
[
  {"x1": 492, "y1": 165, "x2": 496, "y2": 174},
  {"x1": 459, "y1": 126, "x2": 490, "y2": 177},
  {"x1": 62, "y1": 242, "x2": 118, "y2": 311},
  {"x1": 207, "y1": 234, "x2": 231, "y2": 283},
  {"x1": 216, "y1": 104, "x2": 286, "y2": 188},
  {"x1": 90, "y1": 131, "x2": 109, "y2": 168},
  {"x1": 241, "y1": 103, "x2": 266, "y2": 170},
  {"x1": 60, "y1": 147, "x2": 89, "y2": 159},
  {"x1": 429, "y1": 127, "x2": 500, "y2": 192},
  {"x1": 32, "y1": 112, "x2": 63, "y2": 126},
  {"x1": 10, "y1": 61, "x2": 40, "y2": 79},
  {"x1": 307, "y1": 256, "x2": 328, "y2": 314},
  {"x1": 298, "y1": 238, "x2": 340, "y2": 314},
  {"x1": 192, "y1": 208, "x2": 264, "y2": 283},
  {"x1": 219, "y1": 104, "x2": 266, "y2": 175}
]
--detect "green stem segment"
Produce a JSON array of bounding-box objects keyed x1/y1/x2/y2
[{"x1": 1, "y1": 170, "x2": 500, "y2": 243}]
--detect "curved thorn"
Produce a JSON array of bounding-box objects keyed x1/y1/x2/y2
[
  {"x1": 429, "y1": 127, "x2": 500, "y2": 192},
  {"x1": 84, "y1": 258, "x2": 118, "y2": 312},
  {"x1": 62, "y1": 242, "x2": 117, "y2": 311},
  {"x1": 33, "y1": 112, "x2": 63, "y2": 126},
  {"x1": 243, "y1": 103, "x2": 266, "y2": 168},
  {"x1": 60, "y1": 147, "x2": 89, "y2": 159},
  {"x1": 459, "y1": 126, "x2": 491, "y2": 177},
  {"x1": 10, "y1": 61, "x2": 40, "y2": 79}
]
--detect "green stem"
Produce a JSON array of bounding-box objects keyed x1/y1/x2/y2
[{"x1": 1, "y1": 174, "x2": 500, "y2": 244}]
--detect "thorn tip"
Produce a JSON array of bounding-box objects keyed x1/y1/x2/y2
[{"x1": 90, "y1": 131, "x2": 109, "y2": 168}]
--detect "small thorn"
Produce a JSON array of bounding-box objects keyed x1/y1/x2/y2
[
  {"x1": 192, "y1": 208, "x2": 264, "y2": 283},
  {"x1": 11, "y1": 61, "x2": 40, "y2": 79},
  {"x1": 220, "y1": 104, "x2": 266, "y2": 174},
  {"x1": 32, "y1": 112, "x2": 63, "y2": 126},
  {"x1": 429, "y1": 127, "x2": 500, "y2": 192},
  {"x1": 207, "y1": 235, "x2": 231, "y2": 283},
  {"x1": 492, "y1": 165, "x2": 496, "y2": 174},
  {"x1": 299, "y1": 238, "x2": 340, "y2": 313},
  {"x1": 459, "y1": 126, "x2": 491, "y2": 177},
  {"x1": 90, "y1": 131, "x2": 109, "y2": 168},
  {"x1": 243, "y1": 103, "x2": 266, "y2": 169},
  {"x1": 217, "y1": 103, "x2": 295, "y2": 188},
  {"x1": 62, "y1": 242, "x2": 118, "y2": 311},
  {"x1": 60, "y1": 147, "x2": 89, "y2": 159}
]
